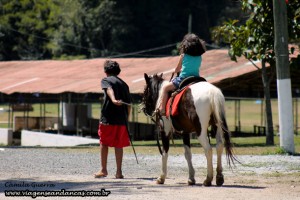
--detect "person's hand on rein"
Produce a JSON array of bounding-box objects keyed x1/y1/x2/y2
[{"x1": 112, "y1": 99, "x2": 123, "y2": 106}]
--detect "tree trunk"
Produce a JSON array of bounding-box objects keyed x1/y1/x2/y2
[{"x1": 261, "y1": 60, "x2": 274, "y2": 145}]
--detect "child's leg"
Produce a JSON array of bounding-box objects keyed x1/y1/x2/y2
[
  {"x1": 159, "y1": 83, "x2": 176, "y2": 114},
  {"x1": 115, "y1": 147, "x2": 123, "y2": 178}
]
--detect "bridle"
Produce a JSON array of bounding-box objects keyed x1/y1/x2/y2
[{"x1": 143, "y1": 77, "x2": 166, "y2": 155}]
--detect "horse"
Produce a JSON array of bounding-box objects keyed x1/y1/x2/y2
[{"x1": 141, "y1": 73, "x2": 237, "y2": 186}]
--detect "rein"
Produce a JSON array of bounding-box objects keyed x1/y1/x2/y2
[{"x1": 145, "y1": 111, "x2": 164, "y2": 155}]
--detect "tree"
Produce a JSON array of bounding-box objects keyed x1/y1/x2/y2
[
  {"x1": 48, "y1": 0, "x2": 90, "y2": 59},
  {"x1": 0, "y1": 0, "x2": 60, "y2": 60},
  {"x1": 0, "y1": 0, "x2": 257, "y2": 60},
  {"x1": 86, "y1": 0, "x2": 136, "y2": 57},
  {"x1": 212, "y1": 0, "x2": 300, "y2": 145}
]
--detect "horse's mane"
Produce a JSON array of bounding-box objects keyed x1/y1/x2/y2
[{"x1": 141, "y1": 74, "x2": 164, "y2": 116}]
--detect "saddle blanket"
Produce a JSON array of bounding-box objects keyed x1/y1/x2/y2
[{"x1": 166, "y1": 86, "x2": 189, "y2": 117}]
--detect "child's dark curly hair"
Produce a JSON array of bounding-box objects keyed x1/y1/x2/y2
[
  {"x1": 179, "y1": 33, "x2": 206, "y2": 56},
  {"x1": 104, "y1": 60, "x2": 121, "y2": 75}
]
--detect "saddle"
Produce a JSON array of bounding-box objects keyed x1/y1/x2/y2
[{"x1": 166, "y1": 76, "x2": 206, "y2": 117}]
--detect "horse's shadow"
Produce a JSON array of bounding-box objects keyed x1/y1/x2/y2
[
  {"x1": 137, "y1": 177, "x2": 266, "y2": 189},
  {"x1": 219, "y1": 185, "x2": 265, "y2": 189}
]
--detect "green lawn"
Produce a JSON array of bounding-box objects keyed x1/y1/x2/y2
[{"x1": 128, "y1": 135, "x2": 300, "y2": 155}]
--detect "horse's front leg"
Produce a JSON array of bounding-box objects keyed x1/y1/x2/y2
[
  {"x1": 157, "y1": 130, "x2": 170, "y2": 184},
  {"x1": 198, "y1": 131, "x2": 213, "y2": 186},
  {"x1": 183, "y1": 133, "x2": 195, "y2": 185}
]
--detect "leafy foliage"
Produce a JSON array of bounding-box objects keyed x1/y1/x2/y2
[
  {"x1": 212, "y1": 0, "x2": 299, "y2": 65},
  {"x1": 0, "y1": 0, "x2": 240, "y2": 60},
  {"x1": 0, "y1": 0, "x2": 61, "y2": 60}
]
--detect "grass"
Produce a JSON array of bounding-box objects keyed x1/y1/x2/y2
[{"x1": 126, "y1": 135, "x2": 300, "y2": 155}]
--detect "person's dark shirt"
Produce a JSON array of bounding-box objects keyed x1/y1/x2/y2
[{"x1": 100, "y1": 76, "x2": 131, "y2": 125}]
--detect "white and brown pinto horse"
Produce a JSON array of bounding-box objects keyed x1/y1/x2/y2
[{"x1": 142, "y1": 73, "x2": 237, "y2": 186}]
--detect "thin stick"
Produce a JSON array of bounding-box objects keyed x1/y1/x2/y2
[{"x1": 120, "y1": 101, "x2": 132, "y2": 106}]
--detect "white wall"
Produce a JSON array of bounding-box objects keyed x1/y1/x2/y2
[
  {"x1": 0, "y1": 128, "x2": 13, "y2": 145},
  {"x1": 21, "y1": 130, "x2": 99, "y2": 147}
]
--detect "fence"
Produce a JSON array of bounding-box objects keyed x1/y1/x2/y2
[
  {"x1": 0, "y1": 97, "x2": 299, "y2": 141},
  {"x1": 127, "y1": 97, "x2": 300, "y2": 137}
]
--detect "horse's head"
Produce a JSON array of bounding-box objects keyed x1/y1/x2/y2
[{"x1": 141, "y1": 73, "x2": 164, "y2": 116}]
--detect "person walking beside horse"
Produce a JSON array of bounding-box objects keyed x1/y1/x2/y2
[{"x1": 94, "y1": 60, "x2": 132, "y2": 179}]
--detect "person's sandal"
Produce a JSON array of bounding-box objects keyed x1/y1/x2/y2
[{"x1": 94, "y1": 171, "x2": 107, "y2": 178}]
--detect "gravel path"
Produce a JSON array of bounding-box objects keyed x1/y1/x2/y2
[{"x1": 0, "y1": 147, "x2": 299, "y2": 200}]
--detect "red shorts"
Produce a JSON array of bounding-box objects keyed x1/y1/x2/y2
[{"x1": 98, "y1": 124, "x2": 130, "y2": 148}]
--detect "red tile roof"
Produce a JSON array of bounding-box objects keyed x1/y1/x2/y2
[{"x1": 0, "y1": 49, "x2": 262, "y2": 94}]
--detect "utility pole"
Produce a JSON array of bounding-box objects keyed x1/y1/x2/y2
[
  {"x1": 273, "y1": 0, "x2": 294, "y2": 153},
  {"x1": 188, "y1": 14, "x2": 192, "y2": 33}
]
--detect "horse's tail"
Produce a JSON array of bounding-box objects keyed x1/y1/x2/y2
[{"x1": 210, "y1": 88, "x2": 238, "y2": 167}]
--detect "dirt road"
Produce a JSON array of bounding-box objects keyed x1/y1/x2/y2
[{"x1": 0, "y1": 147, "x2": 299, "y2": 200}]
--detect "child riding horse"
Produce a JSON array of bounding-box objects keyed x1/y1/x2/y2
[{"x1": 142, "y1": 73, "x2": 237, "y2": 186}]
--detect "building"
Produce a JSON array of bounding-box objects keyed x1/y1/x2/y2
[{"x1": 0, "y1": 49, "x2": 299, "y2": 141}]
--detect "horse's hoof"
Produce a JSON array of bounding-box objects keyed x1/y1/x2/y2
[
  {"x1": 216, "y1": 174, "x2": 224, "y2": 186},
  {"x1": 188, "y1": 178, "x2": 196, "y2": 185},
  {"x1": 203, "y1": 180, "x2": 212, "y2": 187},
  {"x1": 156, "y1": 177, "x2": 165, "y2": 184}
]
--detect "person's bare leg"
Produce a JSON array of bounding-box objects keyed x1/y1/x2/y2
[
  {"x1": 98, "y1": 144, "x2": 108, "y2": 175},
  {"x1": 159, "y1": 83, "x2": 176, "y2": 113},
  {"x1": 115, "y1": 147, "x2": 123, "y2": 178},
  {"x1": 159, "y1": 89, "x2": 168, "y2": 113},
  {"x1": 94, "y1": 144, "x2": 109, "y2": 177}
]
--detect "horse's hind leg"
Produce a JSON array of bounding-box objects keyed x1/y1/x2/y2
[
  {"x1": 198, "y1": 129, "x2": 213, "y2": 186},
  {"x1": 215, "y1": 124, "x2": 224, "y2": 186},
  {"x1": 157, "y1": 130, "x2": 170, "y2": 184},
  {"x1": 183, "y1": 133, "x2": 195, "y2": 185}
]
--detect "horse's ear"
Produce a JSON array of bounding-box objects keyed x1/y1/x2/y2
[
  {"x1": 159, "y1": 73, "x2": 163, "y2": 78},
  {"x1": 144, "y1": 73, "x2": 150, "y2": 84}
]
